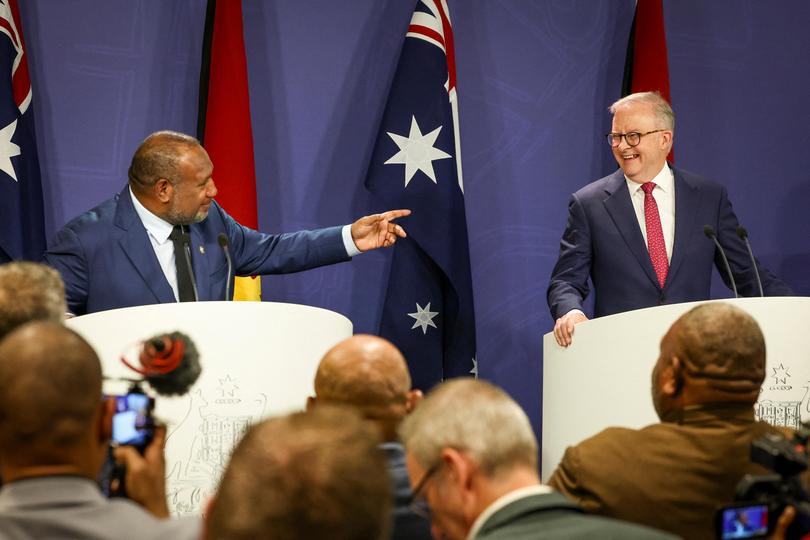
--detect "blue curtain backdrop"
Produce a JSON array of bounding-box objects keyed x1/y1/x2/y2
[{"x1": 20, "y1": 1, "x2": 810, "y2": 446}]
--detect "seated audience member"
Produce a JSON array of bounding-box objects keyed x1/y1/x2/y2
[
  {"x1": 205, "y1": 406, "x2": 391, "y2": 540},
  {"x1": 0, "y1": 321, "x2": 199, "y2": 540},
  {"x1": 399, "y1": 379, "x2": 676, "y2": 540},
  {"x1": 548, "y1": 302, "x2": 790, "y2": 540},
  {"x1": 0, "y1": 261, "x2": 66, "y2": 340},
  {"x1": 307, "y1": 334, "x2": 431, "y2": 540}
]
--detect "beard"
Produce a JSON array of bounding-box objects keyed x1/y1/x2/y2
[{"x1": 165, "y1": 202, "x2": 209, "y2": 226}]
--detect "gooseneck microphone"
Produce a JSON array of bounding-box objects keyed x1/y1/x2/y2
[
  {"x1": 180, "y1": 227, "x2": 199, "y2": 302},
  {"x1": 217, "y1": 233, "x2": 233, "y2": 301},
  {"x1": 704, "y1": 225, "x2": 738, "y2": 298},
  {"x1": 736, "y1": 226, "x2": 764, "y2": 297}
]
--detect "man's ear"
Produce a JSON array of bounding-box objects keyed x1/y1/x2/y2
[
  {"x1": 202, "y1": 496, "x2": 217, "y2": 539},
  {"x1": 405, "y1": 389, "x2": 423, "y2": 414},
  {"x1": 154, "y1": 178, "x2": 173, "y2": 203},
  {"x1": 305, "y1": 396, "x2": 316, "y2": 412},
  {"x1": 661, "y1": 356, "x2": 684, "y2": 397},
  {"x1": 661, "y1": 130, "x2": 673, "y2": 151},
  {"x1": 97, "y1": 396, "x2": 115, "y2": 444}
]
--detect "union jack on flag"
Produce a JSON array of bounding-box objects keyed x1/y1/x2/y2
[
  {"x1": 0, "y1": 0, "x2": 46, "y2": 263},
  {"x1": 365, "y1": 0, "x2": 476, "y2": 390}
]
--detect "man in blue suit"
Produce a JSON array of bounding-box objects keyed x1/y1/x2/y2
[
  {"x1": 548, "y1": 92, "x2": 790, "y2": 346},
  {"x1": 45, "y1": 131, "x2": 409, "y2": 316}
]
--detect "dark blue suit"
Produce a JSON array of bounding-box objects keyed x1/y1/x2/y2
[
  {"x1": 548, "y1": 167, "x2": 791, "y2": 319},
  {"x1": 44, "y1": 187, "x2": 351, "y2": 315}
]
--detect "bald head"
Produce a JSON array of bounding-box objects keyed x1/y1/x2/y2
[
  {"x1": 0, "y1": 321, "x2": 102, "y2": 465},
  {"x1": 312, "y1": 335, "x2": 415, "y2": 440},
  {"x1": 128, "y1": 130, "x2": 201, "y2": 194}
]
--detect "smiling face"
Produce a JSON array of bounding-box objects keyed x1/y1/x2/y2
[
  {"x1": 165, "y1": 146, "x2": 217, "y2": 225},
  {"x1": 611, "y1": 101, "x2": 672, "y2": 184}
]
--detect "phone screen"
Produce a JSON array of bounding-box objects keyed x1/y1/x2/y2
[
  {"x1": 111, "y1": 392, "x2": 154, "y2": 448},
  {"x1": 719, "y1": 504, "x2": 769, "y2": 539}
]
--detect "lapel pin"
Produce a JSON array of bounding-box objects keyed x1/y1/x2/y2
[{"x1": 199, "y1": 246, "x2": 205, "y2": 254}]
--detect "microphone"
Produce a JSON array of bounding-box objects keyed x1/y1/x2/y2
[
  {"x1": 120, "y1": 331, "x2": 202, "y2": 396},
  {"x1": 217, "y1": 233, "x2": 233, "y2": 301},
  {"x1": 180, "y1": 227, "x2": 199, "y2": 302},
  {"x1": 704, "y1": 225, "x2": 738, "y2": 298},
  {"x1": 736, "y1": 226, "x2": 764, "y2": 297}
]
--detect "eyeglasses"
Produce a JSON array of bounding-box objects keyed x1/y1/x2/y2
[
  {"x1": 407, "y1": 461, "x2": 442, "y2": 519},
  {"x1": 605, "y1": 129, "x2": 665, "y2": 148}
]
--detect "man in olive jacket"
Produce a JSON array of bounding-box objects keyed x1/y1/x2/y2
[{"x1": 548, "y1": 302, "x2": 791, "y2": 540}]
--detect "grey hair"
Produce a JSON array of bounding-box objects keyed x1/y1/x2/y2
[
  {"x1": 609, "y1": 91, "x2": 675, "y2": 131},
  {"x1": 0, "y1": 262, "x2": 66, "y2": 340},
  {"x1": 399, "y1": 379, "x2": 537, "y2": 478}
]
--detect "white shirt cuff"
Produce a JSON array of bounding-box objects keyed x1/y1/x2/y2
[{"x1": 342, "y1": 225, "x2": 361, "y2": 257}]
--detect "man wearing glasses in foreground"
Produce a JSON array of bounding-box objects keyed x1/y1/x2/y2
[
  {"x1": 548, "y1": 92, "x2": 791, "y2": 347},
  {"x1": 399, "y1": 379, "x2": 675, "y2": 540}
]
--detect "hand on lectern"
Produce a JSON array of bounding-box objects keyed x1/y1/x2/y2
[{"x1": 554, "y1": 310, "x2": 588, "y2": 348}]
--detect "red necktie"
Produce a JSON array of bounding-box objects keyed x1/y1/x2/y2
[{"x1": 641, "y1": 182, "x2": 668, "y2": 288}]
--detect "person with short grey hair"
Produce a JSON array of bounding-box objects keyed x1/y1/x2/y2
[
  {"x1": 399, "y1": 379, "x2": 677, "y2": 540},
  {"x1": 0, "y1": 261, "x2": 66, "y2": 340},
  {"x1": 548, "y1": 91, "x2": 791, "y2": 347}
]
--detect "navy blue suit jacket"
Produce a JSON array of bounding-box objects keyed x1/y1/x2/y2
[
  {"x1": 44, "y1": 187, "x2": 350, "y2": 315},
  {"x1": 547, "y1": 167, "x2": 791, "y2": 319}
]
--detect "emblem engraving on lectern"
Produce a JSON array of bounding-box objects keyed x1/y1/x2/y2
[
  {"x1": 756, "y1": 400, "x2": 801, "y2": 430},
  {"x1": 768, "y1": 363, "x2": 792, "y2": 391},
  {"x1": 165, "y1": 376, "x2": 268, "y2": 515}
]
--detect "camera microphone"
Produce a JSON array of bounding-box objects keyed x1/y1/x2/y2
[{"x1": 120, "y1": 331, "x2": 202, "y2": 396}]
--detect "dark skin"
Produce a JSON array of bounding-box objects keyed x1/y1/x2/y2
[
  {"x1": 651, "y1": 320, "x2": 760, "y2": 421},
  {"x1": 132, "y1": 138, "x2": 410, "y2": 249},
  {"x1": 0, "y1": 323, "x2": 171, "y2": 519}
]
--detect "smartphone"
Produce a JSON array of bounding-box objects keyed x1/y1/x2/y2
[
  {"x1": 111, "y1": 392, "x2": 155, "y2": 451},
  {"x1": 716, "y1": 503, "x2": 770, "y2": 539}
]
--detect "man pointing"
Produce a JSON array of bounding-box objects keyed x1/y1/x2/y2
[{"x1": 45, "y1": 130, "x2": 409, "y2": 315}]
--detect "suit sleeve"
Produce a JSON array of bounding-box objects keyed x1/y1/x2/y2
[
  {"x1": 547, "y1": 193, "x2": 593, "y2": 319},
  {"x1": 713, "y1": 187, "x2": 793, "y2": 297},
  {"x1": 43, "y1": 226, "x2": 89, "y2": 316},
  {"x1": 220, "y1": 209, "x2": 351, "y2": 276}
]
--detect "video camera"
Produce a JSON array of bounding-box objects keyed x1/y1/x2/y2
[{"x1": 715, "y1": 422, "x2": 810, "y2": 539}]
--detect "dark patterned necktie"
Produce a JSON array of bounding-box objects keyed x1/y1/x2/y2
[
  {"x1": 641, "y1": 182, "x2": 669, "y2": 288},
  {"x1": 169, "y1": 225, "x2": 196, "y2": 302}
]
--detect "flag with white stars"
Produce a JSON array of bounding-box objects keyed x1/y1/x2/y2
[
  {"x1": 365, "y1": 0, "x2": 476, "y2": 391},
  {"x1": 0, "y1": 0, "x2": 46, "y2": 263}
]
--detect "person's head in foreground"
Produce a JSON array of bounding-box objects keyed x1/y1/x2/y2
[
  {"x1": 206, "y1": 406, "x2": 392, "y2": 540},
  {"x1": 399, "y1": 378, "x2": 539, "y2": 540}
]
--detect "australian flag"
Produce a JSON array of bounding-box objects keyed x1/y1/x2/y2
[
  {"x1": 365, "y1": 0, "x2": 476, "y2": 391},
  {"x1": 0, "y1": 0, "x2": 46, "y2": 263}
]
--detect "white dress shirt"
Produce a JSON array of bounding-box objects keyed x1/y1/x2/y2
[
  {"x1": 624, "y1": 162, "x2": 675, "y2": 263},
  {"x1": 129, "y1": 187, "x2": 359, "y2": 302}
]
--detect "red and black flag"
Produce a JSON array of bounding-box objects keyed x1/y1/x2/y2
[{"x1": 197, "y1": 0, "x2": 261, "y2": 300}]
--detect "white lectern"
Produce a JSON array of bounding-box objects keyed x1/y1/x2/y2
[
  {"x1": 67, "y1": 301, "x2": 352, "y2": 515},
  {"x1": 541, "y1": 297, "x2": 810, "y2": 480}
]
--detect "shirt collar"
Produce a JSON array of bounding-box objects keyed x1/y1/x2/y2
[
  {"x1": 466, "y1": 484, "x2": 553, "y2": 540},
  {"x1": 625, "y1": 162, "x2": 674, "y2": 195},
  {"x1": 129, "y1": 186, "x2": 175, "y2": 244}
]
